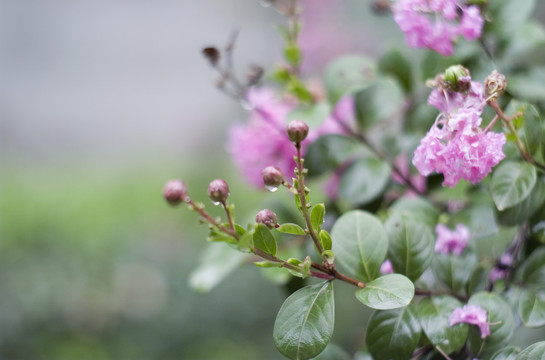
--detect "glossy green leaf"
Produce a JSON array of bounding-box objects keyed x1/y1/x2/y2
[
  {"x1": 388, "y1": 197, "x2": 439, "y2": 229},
  {"x1": 273, "y1": 282, "x2": 335, "y2": 360},
  {"x1": 319, "y1": 230, "x2": 332, "y2": 251},
  {"x1": 516, "y1": 341, "x2": 545, "y2": 360},
  {"x1": 188, "y1": 243, "x2": 247, "y2": 293},
  {"x1": 331, "y1": 210, "x2": 388, "y2": 282},
  {"x1": 378, "y1": 49, "x2": 413, "y2": 93},
  {"x1": 467, "y1": 292, "x2": 515, "y2": 358},
  {"x1": 498, "y1": 178, "x2": 545, "y2": 226},
  {"x1": 254, "y1": 223, "x2": 277, "y2": 256},
  {"x1": 305, "y1": 134, "x2": 368, "y2": 176},
  {"x1": 491, "y1": 347, "x2": 521, "y2": 360},
  {"x1": 520, "y1": 247, "x2": 545, "y2": 292},
  {"x1": 311, "y1": 203, "x2": 325, "y2": 232},
  {"x1": 277, "y1": 223, "x2": 307, "y2": 235},
  {"x1": 323, "y1": 56, "x2": 376, "y2": 104},
  {"x1": 338, "y1": 157, "x2": 391, "y2": 206},
  {"x1": 491, "y1": 161, "x2": 537, "y2": 211},
  {"x1": 433, "y1": 253, "x2": 478, "y2": 293},
  {"x1": 417, "y1": 296, "x2": 468, "y2": 355},
  {"x1": 518, "y1": 289, "x2": 545, "y2": 328},
  {"x1": 366, "y1": 306, "x2": 420, "y2": 360},
  {"x1": 354, "y1": 78, "x2": 404, "y2": 130},
  {"x1": 355, "y1": 274, "x2": 415, "y2": 310},
  {"x1": 385, "y1": 215, "x2": 434, "y2": 281}
]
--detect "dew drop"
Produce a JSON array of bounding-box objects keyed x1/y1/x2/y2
[
  {"x1": 211, "y1": 200, "x2": 221, "y2": 206},
  {"x1": 265, "y1": 185, "x2": 278, "y2": 192},
  {"x1": 259, "y1": 0, "x2": 273, "y2": 7}
]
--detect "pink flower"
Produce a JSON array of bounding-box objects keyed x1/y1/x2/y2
[
  {"x1": 413, "y1": 76, "x2": 505, "y2": 187},
  {"x1": 435, "y1": 223, "x2": 470, "y2": 255},
  {"x1": 392, "y1": 0, "x2": 484, "y2": 56},
  {"x1": 449, "y1": 305, "x2": 490, "y2": 338},
  {"x1": 228, "y1": 88, "x2": 351, "y2": 187},
  {"x1": 380, "y1": 259, "x2": 394, "y2": 274}
]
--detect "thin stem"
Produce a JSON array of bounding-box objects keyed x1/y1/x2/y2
[
  {"x1": 186, "y1": 198, "x2": 238, "y2": 238},
  {"x1": 436, "y1": 346, "x2": 453, "y2": 360},
  {"x1": 311, "y1": 262, "x2": 366, "y2": 288},
  {"x1": 221, "y1": 200, "x2": 236, "y2": 233},
  {"x1": 295, "y1": 142, "x2": 324, "y2": 255},
  {"x1": 483, "y1": 114, "x2": 499, "y2": 133}
]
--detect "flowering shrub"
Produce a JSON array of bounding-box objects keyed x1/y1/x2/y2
[{"x1": 166, "y1": 0, "x2": 545, "y2": 359}]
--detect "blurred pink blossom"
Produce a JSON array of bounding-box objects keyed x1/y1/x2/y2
[
  {"x1": 392, "y1": 0, "x2": 484, "y2": 56},
  {"x1": 380, "y1": 259, "x2": 394, "y2": 274},
  {"x1": 228, "y1": 88, "x2": 352, "y2": 187},
  {"x1": 449, "y1": 305, "x2": 490, "y2": 338},
  {"x1": 434, "y1": 223, "x2": 470, "y2": 255}
]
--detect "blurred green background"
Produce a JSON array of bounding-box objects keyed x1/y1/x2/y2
[{"x1": 3, "y1": 1, "x2": 545, "y2": 359}]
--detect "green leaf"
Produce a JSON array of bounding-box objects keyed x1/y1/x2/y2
[
  {"x1": 273, "y1": 282, "x2": 335, "y2": 360},
  {"x1": 491, "y1": 347, "x2": 521, "y2": 360},
  {"x1": 311, "y1": 203, "x2": 325, "y2": 232},
  {"x1": 355, "y1": 274, "x2": 415, "y2": 310},
  {"x1": 516, "y1": 341, "x2": 545, "y2": 360},
  {"x1": 385, "y1": 215, "x2": 434, "y2": 281},
  {"x1": 305, "y1": 134, "x2": 369, "y2": 176},
  {"x1": 490, "y1": 0, "x2": 536, "y2": 37},
  {"x1": 388, "y1": 197, "x2": 439, "y2": 229},
  {"x1": 522, "y1": 104, "x2": 545, "y2": 159},
  {"x1": 319, "y1": 230, "x2": 332, "y2": 251},
  {"x1": 254, "y1": 223, "x2": 277, "y2": 256},
  {"x1": 366, "y1": 306, "x2": 421, "y2": 360},
  {"x1": 467, "y1": 292, "x2": 515, "y2": 358},
  {"x1": 518, "y1": 289, "x2": 545, "y2": 328},
  {"x1": 331, "y1": 210, "x2": 388, "y2": 282},
  {"x1": 207, "y1": 229, "x2": 238, "y2": 244},
  {"x1": 498, "y1": 178, "x2": 545, "y2": 226},
  {"x1": 284, "y1": 45, "x2": 302, "y2": 67},
  {"x1": 520, "y1": 247, "x2": 545, "y2": 292},
  {"x1": 237, "y1": 229, "x2": 254, "y2": 252},
  {"x1": 277, "y1": 223, "x2": 307, "y2": 235},
  {"x1": 354, "y1": 78, "x2": 404, "y2": 130},
  {"x1": 188, "y1": 243, "x2": 247, "y2": 293},
  {"x1": 378, "y1": 49, "x2": 413, "y2": 93},
  {"x1": 491, "y1": 161, "x2": 537, "y2": 211},
  {"x1": 324, "y1": 56, "x2": 376, "y2": 104},
  {"x1": 417, "y1": 296, "x2": 468, "y2": 355},
  {"x1": 433, "y1": 253, "x2": 478, "y2": 293},
  {"x1": 503, "y1": 21, "x2": 545, "y2": 67},
  {"x1": 338, "y1": 157, "x2": 391, "y2": 206}
]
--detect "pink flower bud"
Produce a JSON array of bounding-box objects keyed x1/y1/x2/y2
[
  {"x1": 255, "y1": 209, "x2": 278, "y2": 229},
  {"x1": 261, "y1": 166, "x2": 284, "y2": 188},
  {"x1": 207, "y1": 179, "x2": 230, "y2": 204},
  {"x1": 163, "y1": 179, "x2": 187, "y2": 206},
  {"x1": 287, "y1": 120, "x2": 309, "y2": 143},
  {"x1": 485, "y1": 70, "x2": 507, "y2": 100}
]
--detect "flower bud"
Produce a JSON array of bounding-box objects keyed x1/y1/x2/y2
[
  {"x1": 256, "y1": 209, "x2": 278, "y2": 229},
  {"x1": 444, "y1": 65, "x2": 470, "y2": 92},
  {"x1": 202, "y1": 47, "x2": 220, "y2": 66},
  {"x1": 163, "y1": 179, "x2": 187, "y2": 206},
  {"x1": 485, "y1": 70, "x2": 507, "y2": 100},
  {"x1": 261, "y1": 166, "x2": 284, "y2": 188},
  {"x1": 287, "y1": 120, "x2": 309, "y2": 143},
  {"x1": 207, "y1": 179, "x2": 230, "y2": 204}
]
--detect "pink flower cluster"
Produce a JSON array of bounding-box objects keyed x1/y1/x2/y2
[
  {"x1": 449, "y1": 305, "x2": 490, "y2": 338},
  {"x1": 413, "y1": 78, "x2": 506, "y2": 187},
  {"x1": 393, "y1": 0, "x2": 484, "y2": 56},
  {"x1": 228, "y1": 88, "x2": 352, "y2": 187},
  {"x1": 434, "y1": 223, "x2": 470, "y2": 255}
]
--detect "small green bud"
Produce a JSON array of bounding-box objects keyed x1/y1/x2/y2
[{"x1": 444, "y1": 65, "x2": 470, "y2": 92}]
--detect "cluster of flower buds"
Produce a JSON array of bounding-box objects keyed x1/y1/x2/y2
[{"x1": 163, "y1": 178, "x2": 231, "y2": 206}]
